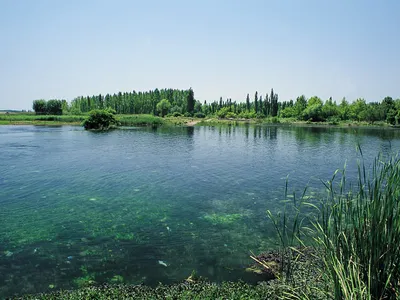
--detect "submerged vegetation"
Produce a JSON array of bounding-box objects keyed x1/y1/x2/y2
[
  {"x1": 20, "y1": 281, "x2": 280, "y2": 300},
  {"x1": 16, "y1": 152, "x2": 400, "y2": 299},
  {"x1": 2, "y1": 123, "x2": 400, "y2": 299}
]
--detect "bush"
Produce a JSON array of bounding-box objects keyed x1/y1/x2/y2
[
  {"x1": 82, "y1": 109, "x2": 118, "y2": 130},
  {"x1": 301, "y1": 104, "x2": 324, "y2": 122},
  {"x1": 237, "y1": 111, "x2": 256, "y2": 119},
  {"x1": 225, "y1": 112, "x2": 237, "y2": 119},
  {"x1": 172, "y1": 112, "x2": 182, "y2": 117},
  {"x1": 194, "y1": 112, "x2": 206, "y2": 118},
  {"x1": 327, "y1": 116, "x2": 340, "y2": 125}
]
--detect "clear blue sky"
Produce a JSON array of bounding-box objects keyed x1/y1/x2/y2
[{"x1": 0, "y1": 0, "x2": 399, "y2": 110}]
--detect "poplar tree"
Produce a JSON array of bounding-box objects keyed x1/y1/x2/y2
[
  {"x1": 187, "y1": 88, "x2": 195, "y2": 115},
  {"x1": 246, "y1": 94, "x2": 250, "y2": 112},
  {"x1": 254, "y1": 91, "x2": 258, "y2": 113}
]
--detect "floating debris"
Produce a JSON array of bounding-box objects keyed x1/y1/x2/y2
[
  {"x1": 134, "y1": 188, "x2": 140, "y2": 192},
  {"x1": 158, "y1": 260, "x2": 168, "y2": 267},
  {"x1": 89, "y1": 198, "x2": 97, "y2": 201},
  {"x1": 67, "y1": 256, "x2": 74, "y2": 260},
  {"x1": 166, "y1": 226, "x2": 171, "y2": 232}
]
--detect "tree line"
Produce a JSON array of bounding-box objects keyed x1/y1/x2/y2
[
  {"x1": 32, "y1": 88, "x2": 400, "y2": 125},
  {"x1": 33, "y1": 88, "x2": 195, "y2": 116}
]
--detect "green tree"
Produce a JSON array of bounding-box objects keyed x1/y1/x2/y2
[
  {"x1": 302, "y1": 103, "x2": 324, "y2": 121},
  {"x1": 187, "y1": 88, "x2": 195, "y2": 115},
  {"x1": 246, "y1": 94, "x2": 250, "y2": 112},
  {"x1": 381, "y1": 96, "x2": 395, "y2": 123},
  {"x1": 46, "y1": 99, "x2": 63, "y2": 115},
  {"x1": 32, "y1": 100, "x2": 47, "y2": 115},
  {"x1": 156, "y1": 99, "x2": 171, "y2": 117},
  {"x1": 349, "y1": 98, "x2": 367, "y2": 121},
  {"x1": 307, "y1": 96, "x2": 323, "y2": 107},
  {"x1": 270, "y1": 89, "x2": 279, "y2": 117},
  {"x1": 321, "y1": 97, "x2": 339, "y2": 120},
  {"x1": 293, "y1": 95, "x2": 307, "y2": 118},
  {"x1": 194, "y1": 100, "x2": 202, "y2": 113},
  {"x1": 254, "y1": 91, "x2": 258, "y2": 113},
  {"x1": 338, "y1": 97, "x2": 350, "y2": 120}
]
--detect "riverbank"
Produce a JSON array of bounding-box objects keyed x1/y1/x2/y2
[{"x1": 0, "y1": 113, "x2": 395, "y2": 128}]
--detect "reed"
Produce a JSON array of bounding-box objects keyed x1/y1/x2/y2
[
  {"x1": 268, "y1": 154, "x2": 400, "y2": 299},
  {"x1": 318, "y1": 154, "x2": 400, "y2": 299}
]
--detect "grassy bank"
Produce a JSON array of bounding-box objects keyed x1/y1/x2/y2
[
  {"x1": 0, "y1": 113, "x2": 191, "y2": 127},
  {"x1": 0, "y1": 113, "x2": 86, "y2": 125},
  {"x1": 0, "y1": 113, "x2": 395, "y2": 128}
]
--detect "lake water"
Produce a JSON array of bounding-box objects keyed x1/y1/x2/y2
[{"x1": 1, "y1": 124, "x2": 399, "y2": 297}]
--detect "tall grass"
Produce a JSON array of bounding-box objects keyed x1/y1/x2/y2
[
  {"x1": 117, "y1": 114, "x2": 164, "y2": 126},
  {"x1": 268, "y1": 154, "x2": 400, "y2": 299},
  {"x1": 319, "y1": 154, "x2": 400, "y2": 299},
  {"x1": 0, "y1": 113, "x2": 86, "y2": 123}
]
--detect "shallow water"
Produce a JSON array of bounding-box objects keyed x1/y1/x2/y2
[{"x1": 0, "y1": 124, "x2": 399, "y2": 297}]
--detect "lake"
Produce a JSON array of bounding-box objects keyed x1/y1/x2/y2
[{"x1": 0, "y1": 124, "x2": 399, "y2": 297}]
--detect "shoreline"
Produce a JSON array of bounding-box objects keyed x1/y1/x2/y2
[{"x1": 0, "y1": 114, "x2": 396, "y2": 129}]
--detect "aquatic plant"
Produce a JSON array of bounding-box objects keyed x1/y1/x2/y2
[
  {"x1": 203, "y1": 213, "x2": 243, "y2": 225},
  {"x1": 73, "y1": 266, "x2": 96, "y2": 288},
  {"x1": 20, "y1": 281, "x2": 277, "y2": 299},
  {"x1": 110, "y1": 275, "x2": 124, "y2": 284},
  {"x1": 267, "y1": 153, "x2": 400, "y2": 299}
]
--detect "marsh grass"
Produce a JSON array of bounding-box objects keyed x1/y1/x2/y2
[
  {"x1": 0, "y1": 113, "x2": 86, "y2": 124},
  {"x1": 269, "y1": 154, "x2": 400, "y2": 299},
  {"x1": 117, "y1": 114, "x2": 164, "y2": 126}
]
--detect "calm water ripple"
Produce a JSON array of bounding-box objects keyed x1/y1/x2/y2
[{"x1": 0, "y1": 124, "x2": 399, "y2": 297}]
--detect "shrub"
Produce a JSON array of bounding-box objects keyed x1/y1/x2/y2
[
  {"x1": 225, "y1": 112, "x2": 237, "y2": 119},
  {"x1": 194, "y1": 112, "x2": 206, "y2": 118},
  {"x1": 82, "y1": 109, "x2": 118, "y2": 130}
]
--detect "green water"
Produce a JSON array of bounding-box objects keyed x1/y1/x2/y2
[{"x1": 0, "y1": 124, "x2": 399, "y2": 297}]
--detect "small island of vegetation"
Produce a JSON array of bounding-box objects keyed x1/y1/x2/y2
[{"x1": 82, "y1": 108, "x2": 118, "y2": 130}]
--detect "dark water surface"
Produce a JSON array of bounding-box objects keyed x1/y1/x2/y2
[{"x1": 1, "y1": 124, "x2": 399, "y2": 297}]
